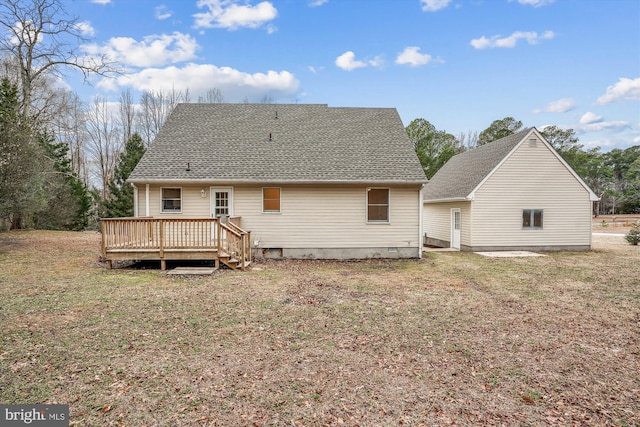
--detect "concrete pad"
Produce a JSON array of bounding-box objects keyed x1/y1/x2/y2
[
  {"x1": 167, "y1": 267, "x2": 216, "y2": 275},
  {"x1": 423, "y1": 247, "x2": 458, "y2": 252},
  {"x1": 475, "y1": 251, "x2": 546, "y2": 258}
]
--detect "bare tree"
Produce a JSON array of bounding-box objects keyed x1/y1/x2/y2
[
  {"x1": 198, "y1": 87, "x2": 225, "y2": 103},
  {"x1": 0, "y1": 0, "x2": 115, "y2": 118},
  {"x1": 85, "y1": 96, "x2": 121, "y2": 198},
  {"x1": 457, "y1": 130, "x2": 479, "y2": 150},
  {"x1": 118, "y1": 89, "x2": 136, "y2": 145},
  {"x1": 49, "y1": 89, "x2": 89, "y2": 184},
  {"x1": 137, "y1": 88, "x2": 186, "y2": 146},
  {"x1": 259, "y1": 94, "x2": 274, "y2": 104}
]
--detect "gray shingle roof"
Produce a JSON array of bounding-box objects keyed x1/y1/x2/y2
[
  {"x1": 129, "y1": 104, "x2": 427, "y2": 184},
  {"x1": 422, "y1": 128, "x2": 533, "y2": 201}
]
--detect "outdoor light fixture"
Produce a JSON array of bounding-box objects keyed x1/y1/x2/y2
[{"x1": 200, "y1": 189, "x2": 206, "y2": 198}]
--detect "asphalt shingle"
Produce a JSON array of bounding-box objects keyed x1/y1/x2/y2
[{"x1": 129, "y1": 104, "x2": 427, "y2": 184}]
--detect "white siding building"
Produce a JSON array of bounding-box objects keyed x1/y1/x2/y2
[{"x1": 422, "y1": 128, "x2": 598, "y2": 251}]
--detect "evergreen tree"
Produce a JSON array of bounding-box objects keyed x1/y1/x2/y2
[
  {"x1": 104, "y1": 133, "x2": 146, "y2": 217},
  {"x1": 406, "y1": 118, "x2": 460, "y2": 179},
  {"x1": 477, "y1": 117, "x2": 523, "y2": 146},
  {"x1": 0, "y1": 77, "x2": 44, "y2": 229},
  {"x1": 33, "y1": 130, "x2": 90, "y2": 230}
]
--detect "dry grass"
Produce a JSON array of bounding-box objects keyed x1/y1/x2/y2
[{"x1": 0, "y1": 230, "x2": 638, "y2": 426}]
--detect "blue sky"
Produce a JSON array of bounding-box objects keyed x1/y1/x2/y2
[{"x1": 63, "y1": 0, "x2": 639, "y2": 151}]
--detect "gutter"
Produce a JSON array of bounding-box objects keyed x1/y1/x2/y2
[
  {"x1": 422, "y1": 197, "x2": 471, "y2": 204},
  {"x1": 127, "y1": 178, "x2": 428, "y2": 186}
]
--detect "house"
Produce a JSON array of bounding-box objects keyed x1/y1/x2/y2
[
  {"x1": 422, "y1": 127, "x2": 599, "y2": 251},
  {"x1": 103, "y1": 104, "x2": 427, "y2": 268}
]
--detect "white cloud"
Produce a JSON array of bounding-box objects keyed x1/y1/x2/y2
[
  {"x1": 97, "y1": 63, "x2": 299, "y2": 102},
  {"x1": 580, "y1": 112, "x2": 603, "y2": 125},
  {"x1": 580, "y1": 120, "x2": 631, "y2": 133},
  {"x1": 420, "y1": 0, "x2": 452, "y2": 12},
  {"x1": 395, "y1": 46, "x2": 432, "y2": 67},
  {"x1": 91, "y1": 0, "x2": 111, "y2": 4},
  {"x1": 75, "y1": 21, "x2": 95, "y2": 37},
  {"x1": 634, "y1": 136, "x2": 640, "y2": 143},
  {"x1": 155, "y1": 5, "x2": 173, "y2": 20},
  {"x1": 194, "y1": 0, "x2": 277, "y2": 31},
  {"x1": 596, "y1": 77, "x2": 640, "y2": 104},
  {"x1": 83, "y1": 32, "x2": 199, "y2": 68},
  {"x1": 309, "y1": 0, "x2": 328, "y2": 6},
  {"x1": 335, "y1": 51, "x2": 383, "y2": 71},
  {"x1": 516, "y1": 0, "x2": 555, "y2": 7},
  {"x1": 470, "y1": 30, "x2": 554, "y2": 49},
  {"x1": 335, "y1": 51, "x2": 367, "y2": 71},
  {"x1": 533, "y1": 98, "x2": 576, "y2": 113}
]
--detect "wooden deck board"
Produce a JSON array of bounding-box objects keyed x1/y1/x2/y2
[{"x1": 102, "y1": 217, "x2": 251, "y2": 270}]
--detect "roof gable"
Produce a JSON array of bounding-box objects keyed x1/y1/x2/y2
[
  {"x1": 129, "y1": 104, "x2": 426, "y2": 184},
  {"x1": 422, "y1": 128, "x2": 532, "y2": 201},
  {"x1": 422, "y1": 127, "x2": 599, "y2": 202}
]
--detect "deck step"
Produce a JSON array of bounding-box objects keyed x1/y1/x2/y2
[{"x1": 167, "y1": 267, "x2": 216, "y2": 275}]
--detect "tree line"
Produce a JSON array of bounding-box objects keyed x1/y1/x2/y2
[
  {"x1": 0, "y1": 0, "x2": 276, "y2": 230},
  {"x1": 1, "y1": 0, "x2": 638, "y2": 231},
  {"x1": 407, "y1": 117, "x2": 640, "y2": 215}
]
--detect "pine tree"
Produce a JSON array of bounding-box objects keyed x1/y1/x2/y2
[
  {"x1": 33, "y1": 130, "x2": 90, "y2": 230},
  {"x1": 104, "y1": 133, "x2": 146, "y2": 218},
  {"x1": 0, "y1": 77, "x2": 44, "y2": 229}
]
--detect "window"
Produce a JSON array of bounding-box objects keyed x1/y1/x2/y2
[
  {"x1": 367, "y1": 188, "x2": 389, "y2": 223},
  {"x1": 161, "y1": 188, "x2": 182, "y2": 213},
  {"x1": 523, "y1": 209, "x2": 543, "y2": 229},
  {"x1": 263, "y1": 187, "x2": 281, "y2": 213}
]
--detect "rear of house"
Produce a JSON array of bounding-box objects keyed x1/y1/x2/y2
[
  {"x1": 121, "y1": 104, "x2": 426, "y2": 263},
  {"x1": 423, "y1": 128, "x2": 598, "y2": 251}
]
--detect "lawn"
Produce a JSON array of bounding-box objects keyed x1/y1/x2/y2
[{"x1": 0, "y1": 231, "x2": 638, "y2": 426}]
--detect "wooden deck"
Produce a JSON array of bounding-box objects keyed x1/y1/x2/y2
[{"x1": 101, "y1": 217, "x2": 251, "y2": 270}]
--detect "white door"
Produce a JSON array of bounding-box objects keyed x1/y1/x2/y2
[
  {"x1": 451, "y1": 208, "x2": 461, "y2": 250},
  {"x1": 211, "y1": 187, "x2": 233, "y2": 242},
  {"x1": 211, "y1": 187, "x2": 233, "y2": 219}
]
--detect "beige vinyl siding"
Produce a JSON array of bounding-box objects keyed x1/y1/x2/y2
[
  {"x1": 138, "y1": 185, "x2": 211, "y2": 218},
  {"x1": 471, "y1": 139, "x2": 592, "y2": 247},
  {"x1": 236, "y1": 185, "x2": 421, "y2": 249},
  {"x1": 423, "y1": 202, "x2": 471, "y2": 247},
  {"x1": 137, "y1": 184, "x2": 421, "y2": 249}
]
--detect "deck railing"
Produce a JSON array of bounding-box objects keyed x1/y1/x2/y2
[
  {"x1": 219, "y1": 222, "x2": 251, "y2": 269},
  {"x1": 101, "y1": 217, "x2": 251, "y2": 270}
]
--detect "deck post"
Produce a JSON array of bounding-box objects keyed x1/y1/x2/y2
[
  {"x1": 161, "y1": 259, "x2": 166, "y2": 270},
  {"x1": 247, "y1": 231, "x2": 252, "y2": 264},
  {"x1": 240, "y1": 233, "x2": 246, "y2": 271},
  {"x1": 100, "y1": 220, "x2": 107, "y2": 259},
  {"x1": 159, "y1": 219, "x2": 164, "y2": 258}
]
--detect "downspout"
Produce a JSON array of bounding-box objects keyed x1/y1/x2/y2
[
  {"x1": 418, "y1": 184, "x2": 424, "y2": 259},
  {"x1": 145, "y1": 184, "x2": 150, "y2": 217},
  {"x1": 131, "y1": 183, "x2": 138, "y2": 217}
]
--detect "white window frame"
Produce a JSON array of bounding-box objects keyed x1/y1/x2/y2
[
  {"x1": 366, "y1": 187, "x2": 390, "y2": 224},
  {"x1": 262, "y1": 187, "x2": 281, "y2": 214},
  {"x1": 522, "y1": 209, "x2": 543, "y2": 229},
  {"x1": 161, "y1": 187, "x2": 182, "y2": 213}
]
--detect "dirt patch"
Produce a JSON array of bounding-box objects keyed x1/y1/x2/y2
[{"x1": 0, "y1": 231, "x2": 638, "y2": 426}]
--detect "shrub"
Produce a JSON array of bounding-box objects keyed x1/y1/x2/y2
[{"x1": 625, "y1": 222, "x2": 640, "y2": 246}]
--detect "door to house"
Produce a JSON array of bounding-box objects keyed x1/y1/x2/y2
[
  {"x1": 211, "y1": 187, "x2": 233, "y2": 219},
  {"x1": 211, "y1": 187, "x2": 233, "y2": 242},
  {"x1": 451, "y1": 208, "x2": 461, "y2": 250}
]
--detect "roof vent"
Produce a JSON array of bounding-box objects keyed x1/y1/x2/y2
[
  {"x1": 186, "y1": 162, "x2": 191, "y2": 171},
  {"x1": 529, "y1": 139, "x2": 537, "y2": 147},
  {"x1": 269, "y1": 133, "x2": 272, "y2": 142},
  {"x1": 275, "y1": 111, "x2": 278, "y2": 119}
]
